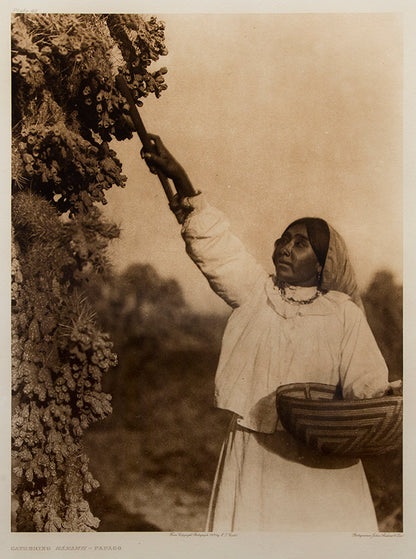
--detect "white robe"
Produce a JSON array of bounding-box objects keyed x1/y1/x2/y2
[{"x1": 180, "y1": 195, "x2": 389, "y2": 532}]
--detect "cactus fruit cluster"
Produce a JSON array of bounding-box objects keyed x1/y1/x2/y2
[{"x1": 12, "y1": 13, "x2": 168, "y2": 214}]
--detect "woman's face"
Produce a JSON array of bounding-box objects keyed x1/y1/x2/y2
[{"x1": 272, "y1": 223, "x2": 322, "y2": 287}]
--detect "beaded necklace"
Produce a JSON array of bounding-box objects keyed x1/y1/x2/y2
[{"x1": 275, "y1": 282, "x2": 323, "y2": 305}]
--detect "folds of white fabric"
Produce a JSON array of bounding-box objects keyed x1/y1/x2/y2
[{"x1": 206, "y1": 415, "x2": 378, "y2": 532}]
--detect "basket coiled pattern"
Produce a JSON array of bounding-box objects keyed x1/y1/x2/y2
[{"x1": 276, "y1": 383, "x2": 402, "y2": 456}]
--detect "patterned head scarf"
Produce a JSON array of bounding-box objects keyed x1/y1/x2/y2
[{"x1": 286, "y1": 218, "x2": 363, "y2": 310}]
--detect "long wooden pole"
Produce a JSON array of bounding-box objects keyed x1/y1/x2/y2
[{"x1": 115, "y1": 73, "x2": 176, "y2": 203}]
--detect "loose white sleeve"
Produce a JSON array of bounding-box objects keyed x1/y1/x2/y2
[
  {"x1": 339, "y1": 300, "x2": 390, "y2": 399},
  {"x1": 180, "y1": 194, "x2": 266, "y2": 308}
]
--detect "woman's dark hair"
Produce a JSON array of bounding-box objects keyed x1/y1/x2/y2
[{"x1": 285, "y1": 217, "x2": 330, "y2": 268}]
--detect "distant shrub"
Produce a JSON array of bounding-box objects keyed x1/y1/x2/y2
[{"x1": 362, "y1": 270, "x2": 402, "y2": 381}]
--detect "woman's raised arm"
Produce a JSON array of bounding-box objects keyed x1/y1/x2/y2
[{"x1": 142, "y1": 136, "x2": 266, "y2": 307}]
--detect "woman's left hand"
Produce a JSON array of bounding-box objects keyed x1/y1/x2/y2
[
  {"x1": 142, "y1": 134, "x2": 198, "y2": 198},
  {"x1": 142, "y1": 134, "x2": 185, "y2": 181},
  {"x1": 387, "y1": 380, "x2": 402, "y2": 396}
]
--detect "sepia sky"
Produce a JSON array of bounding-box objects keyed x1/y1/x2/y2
[{"x1": 101, "y1": 12, "x2": 403, "y2": 313}]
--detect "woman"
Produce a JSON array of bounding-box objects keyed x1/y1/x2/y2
[{"x1": 143, "y1": 136, "x2": 390, "y2": 532}]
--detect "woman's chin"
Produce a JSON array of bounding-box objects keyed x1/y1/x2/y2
[{"x1": 274, "y1": 269, "x2": 292, "y2": 284}]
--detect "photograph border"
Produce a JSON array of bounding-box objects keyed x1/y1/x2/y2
[{"x1": 3, "y1": 1, "x2": 415, "y2": 558}]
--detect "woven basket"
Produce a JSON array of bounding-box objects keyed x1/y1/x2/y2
[{"x1": 275, "y1": 383, "x2": 402, "y2": 456}]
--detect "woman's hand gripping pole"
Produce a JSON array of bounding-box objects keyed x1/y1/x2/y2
[{"x1": 115, "y1": 73, "x2": 198, "y2": 223}]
